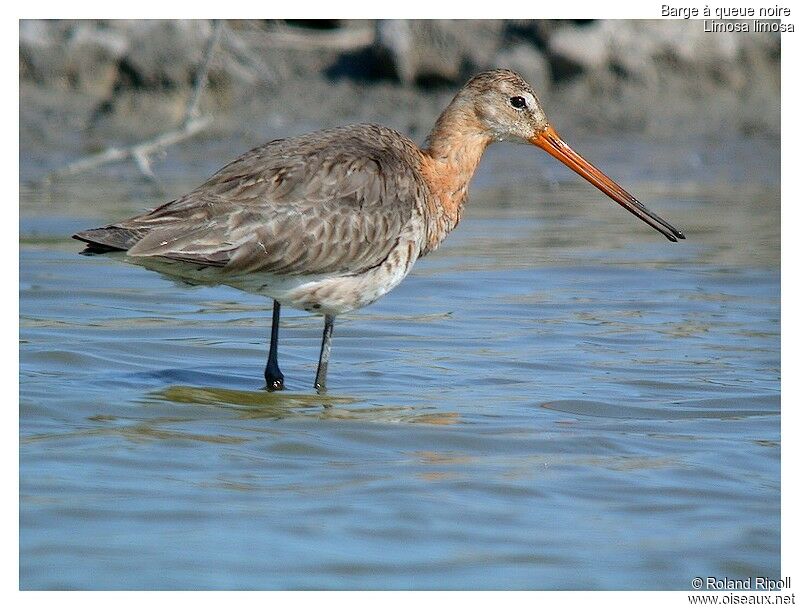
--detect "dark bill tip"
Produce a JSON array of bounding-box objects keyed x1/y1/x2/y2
[{"x1": 531, "y1": 126, "x2": 685, "y2": 243}]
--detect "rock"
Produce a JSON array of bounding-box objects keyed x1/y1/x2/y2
[
  {"x1": 119, "y1": 20, "x2": 213, "y2": 89},
  {"x1": 547, "y1": 23, "x2": 611, "y2": 81},
  {"x1": 17, "y1": 19, "x2": 782, "y2": 142},
  {"x1": 373, "y1": 20, "x2": 505, "y2": 87},
  {"x1": 65, "y1": 23, "x2": 128, "y2": 97},
  {"x1": 503, "y1": 20, "x2": 559, "y2": 51},
  {"x1": 19, "y1": 20, "x2": 69, "y2": 85},
  {"x1": 493, "y1": 43, "x2": 550, "y2": 94},
  {"x1": 375, "y1": 20, "x2": 414, "y2": 84}
]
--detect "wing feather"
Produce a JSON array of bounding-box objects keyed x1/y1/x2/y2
[{"x1": 115, "y1": 125, "x2": 426, "y2": 275}]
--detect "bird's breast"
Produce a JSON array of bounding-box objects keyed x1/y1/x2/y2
[{"x1": 266, "y1": 229, "x2": 423, "y2": 315}]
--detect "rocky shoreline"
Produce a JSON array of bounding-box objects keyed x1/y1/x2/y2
[{"x1": 20, "y1": 19, "x2": 780, "y2": 181}]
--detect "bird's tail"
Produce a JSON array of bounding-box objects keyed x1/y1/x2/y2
[{"x1": 72, "y1": 226, "x2": 146, "y2": 253}]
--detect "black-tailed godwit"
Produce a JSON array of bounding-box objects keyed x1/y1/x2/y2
[{"x1": 74, "y1": 69, "x2": 684, "y2": 391}]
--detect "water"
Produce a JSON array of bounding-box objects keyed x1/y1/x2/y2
[{"x1": 20, "y1": 136, "x2": 780, "y2": 589}]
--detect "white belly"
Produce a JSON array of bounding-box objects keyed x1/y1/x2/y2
[{"x1": 131, "y1": 237, "x2": 420, "y2": 315}]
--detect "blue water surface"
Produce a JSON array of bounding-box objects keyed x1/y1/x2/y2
[{"x1": 20, "y1": 137, "x2": 780, "y2": 589}]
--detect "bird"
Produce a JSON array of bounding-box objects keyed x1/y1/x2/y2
[{"x1": 73, "y1": 69, "x2": 684, "y2": 392}]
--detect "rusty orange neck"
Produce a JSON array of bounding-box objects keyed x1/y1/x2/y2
[{"x1": 420, "y1": 104, "x2": 492, "y2": 250}]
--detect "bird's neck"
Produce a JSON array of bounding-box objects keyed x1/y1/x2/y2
[{"x1": 420, "y1": 104, "x2": 492, "y2": 250}]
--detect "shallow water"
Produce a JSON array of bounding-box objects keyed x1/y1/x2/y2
[{"x1": 20, "y1": 136, "x2": 779, "y2": 589}]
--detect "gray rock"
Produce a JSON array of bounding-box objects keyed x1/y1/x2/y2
[
  {"x1": 374, "y1": 20, "x2": 504, "y2": 86},
  {"x1": 120, "y1": 20, "x2": 213, "y2": 88},
  {"x1": 547, "y1": 23, "x2": 611, "y2": 77},
  {"x1": 65, "y1": 23, "x2": 128, "y2": 97},
  {"x1": 493, "y1": 43, "x2": 550, "y2": 94},
  {"x1": 17, "y1": 19, "x2": 781, "y2": 143},
  {"x1": 375, "y1": 20, "x2": 414, "y2": 84},
  {"x1": 20, "y1": 20, "x2": 68, "y2": 85}
]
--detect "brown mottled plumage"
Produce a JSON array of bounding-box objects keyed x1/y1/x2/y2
[
  {"x1": 84, "y1": 126, "x2": 424, "y2": 273},
  {"x1": 74, "y1": 69, "x2": 683, "y2": 391}
]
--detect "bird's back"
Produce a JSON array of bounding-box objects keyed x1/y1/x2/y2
[{"x1": 74, "y1": 124, "x2": 431, "y2": 277}]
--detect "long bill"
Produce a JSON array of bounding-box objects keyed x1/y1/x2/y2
[{"x1": 530, "y1": 125, "x2": 685, "y2": 242}]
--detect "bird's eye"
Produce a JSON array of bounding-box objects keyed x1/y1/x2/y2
[{"x1": 510, "y1": 96, "x2": 527, "y2": 109}]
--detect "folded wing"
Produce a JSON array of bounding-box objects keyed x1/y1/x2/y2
[{"x1": 77, "y1": 125, "x2": 427, "y2": 276}]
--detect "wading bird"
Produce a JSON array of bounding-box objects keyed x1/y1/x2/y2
[{"x1": 74, "y1": 69, "x2": 684, "y2": 392}]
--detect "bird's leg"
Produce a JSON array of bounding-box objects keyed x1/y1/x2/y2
[
  {"x1": 314, "y1": 314, "x2": 336, "y2": 393},
  {"x1": 264, "y1": 300, "x2": 284, "y2": 391}
]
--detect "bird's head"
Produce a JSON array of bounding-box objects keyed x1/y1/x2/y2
[
  {"x1": 451, "y1": 69, "x2": 685, "y2": 242},
  {"x1": 459, "y1": 69, "x2": 550, "y2": 143}
]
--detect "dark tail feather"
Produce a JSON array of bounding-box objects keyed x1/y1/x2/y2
[{"x1": 72, "y1": 226, "x2": 145, "y2": 254}]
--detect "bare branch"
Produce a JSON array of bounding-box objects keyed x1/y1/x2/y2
[
  {"x1": 40, "y1": 19, "x2": 223, "y2": 185},
  {"x1": 183, "y1": 19, "x2": 224, "y2": 128},
  {"x1": 259, "y1": 25, "x2": 374, "y2": 50},
  {"x1": 43, "y1": 115, "x2": 211, "y2": 183},
  {"x1": 223, "y1": 27, "x2": 277, "y2": 85}
]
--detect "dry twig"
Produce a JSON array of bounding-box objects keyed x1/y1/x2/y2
[
  {"x1": 41, "y1": 19, "x2": 224, "y2": 186},
  {"x1": 259, "y1": 25, "x2": 374, "y2": 50}
]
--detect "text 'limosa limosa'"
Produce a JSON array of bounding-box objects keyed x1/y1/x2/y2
[{"x1": 74, "y1": 69, "x2": 684, "y2": 392}]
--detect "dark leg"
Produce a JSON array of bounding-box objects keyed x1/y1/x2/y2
[
  {"x1": 264, "y1": 300, "x2": 284, "y2": 391},
  {"x1": 314, "y1": 314, "x2": 336, "y2": 392}
]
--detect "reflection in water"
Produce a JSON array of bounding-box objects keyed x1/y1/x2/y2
[
  {"x1": 20, "y1": 138, "x2": 779, "y2": 589},
  {"x1": 152, "y1": 384, "x2": 356, "y2": 409},
  {"x1": 149, "y1": 385, "x2": 460, "y2": 425}
]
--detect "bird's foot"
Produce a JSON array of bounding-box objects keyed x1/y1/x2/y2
[{"x1": 265, "y1": 372, "x2": 285, "y2": 392}]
